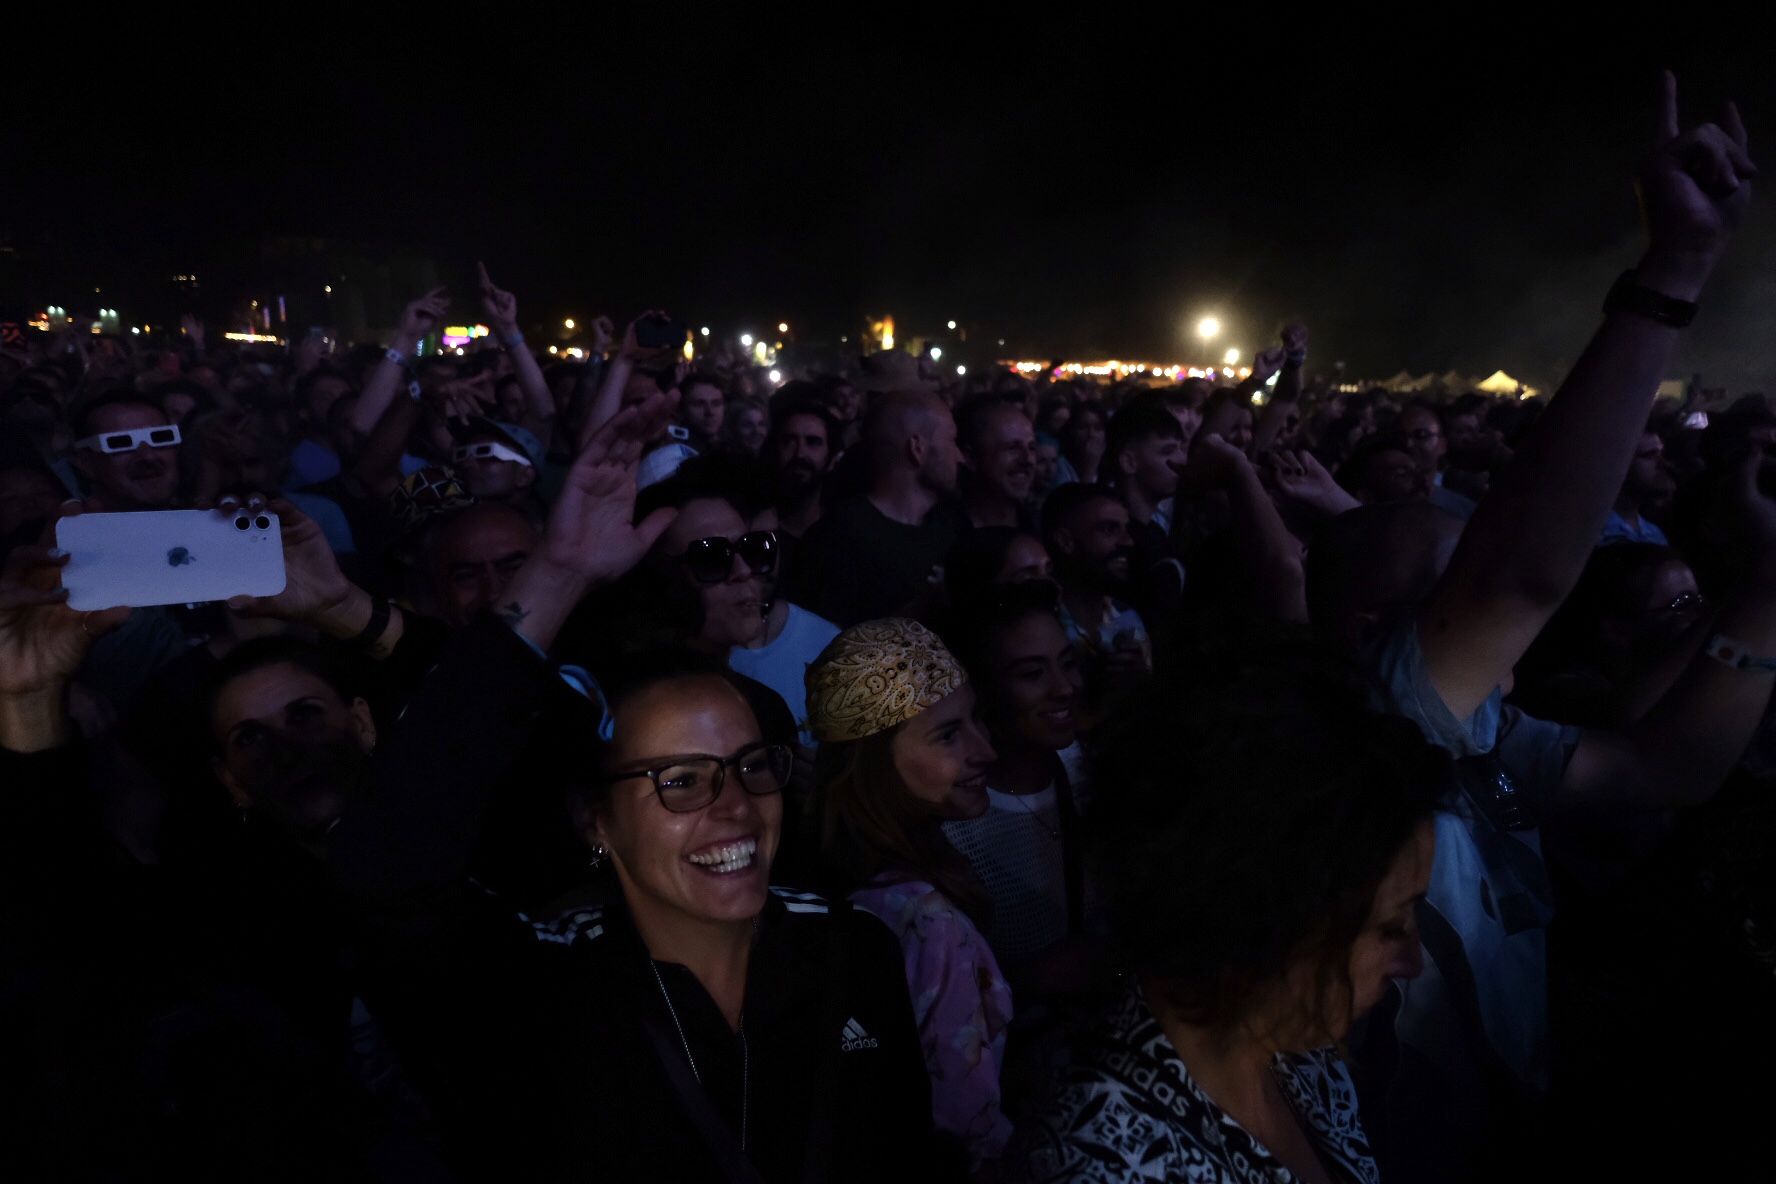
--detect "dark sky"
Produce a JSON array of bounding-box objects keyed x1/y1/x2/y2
[{"x1": 6, "y1": 20, "x2": 1774, "y2": 391}]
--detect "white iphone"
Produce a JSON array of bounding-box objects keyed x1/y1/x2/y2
[{"x1": 56, "y1": 510, "x2": 287, "y2": 610}]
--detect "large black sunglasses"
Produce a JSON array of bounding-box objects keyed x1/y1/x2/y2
[
  {"x1": 603, "y1": 742, "x2": 792, "y2": 813},
  {"x1": 676, "y1": 530, "x2": 779, "y2": 584}
]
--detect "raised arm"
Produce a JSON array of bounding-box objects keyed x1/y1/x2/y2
[
  {"x1": 0, "y1": 517, "x2": 130, "y2": 755},
  {"x1": 1250, "y1": 323, "x2": 1307, "y2": 457},
  {"x1": 478, "y1": 262, "x2": 555, "y2": 440},
  {"x1": 1419, "y1": 72, "x2": 1753, "y2": 720},
  {"x1": 330, "y1": 392, "x2": 679, "y2": 900},
  {"x1": 348, "y1": 288, "x2": 448, "y2": 437},
  {"x1": 576, "y1": 313, "x2": 679, "y2": 451},
  {"x1": 1192, "y1": 434, "x2": 1308, "y2": 623}
]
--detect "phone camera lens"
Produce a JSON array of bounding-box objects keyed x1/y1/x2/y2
[
  {"x1": 235, "y1": 517, "x2": 250, "y2": 531},
  {"x1": 254, "y1": 515, "x2": 271, "y2": 530}
]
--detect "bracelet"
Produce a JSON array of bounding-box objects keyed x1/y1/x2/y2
[
  {"x1": 348, "y1": 595, "x2": 393, "y2": 649},
  {"x1": 385, "y1": 347, "x2": 414, "y2": 370},
  {"x1": 1603, "y1": 270, "x2": 1698, "y2": 328},
  {"x1": 407, "y1": 379, "x2": 424, "y2": 402},
  {"x1": 502, "y1": 332, "x2": 525, "y2": 350},
  {"x1": 1705, "y1": 633, "x2": 1776, "y2": 674}
]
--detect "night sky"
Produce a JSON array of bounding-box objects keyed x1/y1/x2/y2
[{"x1": 6, "y1": 20, "x2": 1774, "y2": 391}]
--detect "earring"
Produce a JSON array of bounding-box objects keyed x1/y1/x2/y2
[{"x1": 588, "y1": 844, "x2": 608, "y2": 871}]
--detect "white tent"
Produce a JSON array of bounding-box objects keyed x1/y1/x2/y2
[{"x1": 1475, "y1": 370, "x2": 1541, "y2": 400}]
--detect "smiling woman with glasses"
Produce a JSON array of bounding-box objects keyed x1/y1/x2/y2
[{"x1": 558, "y1": 657, "x2": 941, "y2": 1180}]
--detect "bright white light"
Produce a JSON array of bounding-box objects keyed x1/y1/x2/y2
[
  {"x1": 130, "y1": 327, "x2": 140, "y2": 335},
  {"x1": 930, "y1": 347, "x2": 943, "y2": 361},
  {"x1": 564, "y1": 318, "x2": 576, "y2": 330},
  {"x1": 777, "y1": 322, "x2": 789, "y2": 333},
  {"x1": 1222, "y1": 366, "x2": 1235, "y2": 377},
  {"x1": 840, "y1": 336, "x2": 848, "y2": 343},
  {"x1": 947, "y1": 320, "x2": 957, "y2": 330},
  {"x1": 454, "y1": 347, "x2": 465, "y2": 356},
  {"x1": 1251, "y1": 391, "x2": 1263, "y2": 404},
  {"x1": 1197, "y1": 316, "x2": 1221, "y2": 341},
  {"x1": 956, "y1": 365, "x2": 967, "y2": 375},
  {"x1": 740, "y1": 333, "x2": 755, "y2": 347},
  {"x1": 569, "y1": 347, "x2": 585, "y2": 359},
  {"x1": 700, "y1": 326, "x2": 711, "y2": 337},
  {"x1": 548, "y1": 345, "x2": 558, "y2": 354},
  {"x1": 1265, "y1": 371, "x2": 1279, "y2": 387},
  {"x1": 324, "y1": 285, "x2": 332, "y2": 294},
  {"x1": 769, "y1": 369, "x2": 782, "y2": 384},
  {"x1": 997, "y1": 338, "x2": 1005, "y2": 346},
  {"x1": 1224, "y1": 348, "x2": 1240, "y2": 365}
]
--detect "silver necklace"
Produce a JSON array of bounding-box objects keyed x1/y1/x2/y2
[{"x1": 650, "y1": 960, "x2": 749, "y2": 1151}]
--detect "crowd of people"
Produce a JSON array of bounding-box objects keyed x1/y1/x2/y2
[{"x1": 2, "y1": 76, "x2": 1773, "y2": 1180}]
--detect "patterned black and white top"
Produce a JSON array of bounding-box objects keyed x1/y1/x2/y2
[{"x1": 1008, "y1": 984, "x2": 1379, "y2": 1183}]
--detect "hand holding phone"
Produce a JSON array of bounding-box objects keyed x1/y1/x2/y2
[{"x1": 56, "y1": 508, "x2": 287, "y2": 610}]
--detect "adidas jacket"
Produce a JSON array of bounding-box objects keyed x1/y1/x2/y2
[{"x1": 333, "y1": 619, "x2": 944, "y2": 1181}]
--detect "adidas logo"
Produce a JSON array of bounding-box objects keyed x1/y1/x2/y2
[{"x1": 840, "y1": 1017, "x2": 879, "y2": 1052}]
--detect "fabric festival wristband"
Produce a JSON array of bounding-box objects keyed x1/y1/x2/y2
[
  {"x1": 385, "y1": 347, "x2": 414, "y2": 369},
  {"x1": 1705, "y1": 634, "x2": 1776, "y2": 674},
  {"x1": 1603, "y1": 270, "x2": 1698, "y2": 328}
]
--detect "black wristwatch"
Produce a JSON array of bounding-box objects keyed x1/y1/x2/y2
[
  {"x1": 1604, "y1": 270, "x2": 1698, "y2": 327},
  {"x1": 348, "y1": 595, "x2": 393, "y2": 648}
]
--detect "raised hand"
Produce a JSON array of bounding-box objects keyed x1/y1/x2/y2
[
  {"x1": 617, "y1": 311, "x2": 676, "y2": 363},
  {"x1": 0, "y1": 524, "x2": 129, "y2": 701},
  {"x1": 1250, "y1": 347, "x2": 1286, "y2": 386},
  {"x1": 1638, "y1": 71, "x2": 1755, "y2": 293},
  {"x1": 1187, "y1": 432, "x2": 1255, "y2": 487},
  {"x1": 495, "y1": 391, "x2": 680, "y2": 652},
  {"x1": 222, "y1": 496, "x2": 354, "y2": 625},
  {"x1": 478, "y1": 262, "x2": 519, "y2": 337},
  {"x1": 395, "y1": 288, "x2": 450, "y2": 351},
  {"x1": 1281, "y1": 323, "x2": 1309, "y2": 356},
  {"x1": 540, "y1": 390, "x2": 679, "y2": 586},
  {"x1": 1269, "y1": 448, "x2": 1360, "y2": 516},
  {"x1": 427, "y1": 372, "x2": 497, "y2": 423}
]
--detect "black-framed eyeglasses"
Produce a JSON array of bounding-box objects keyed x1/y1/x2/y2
[
  {"x1": 676, "y1": 531, "x2": 778, "y2": 584},
  {"x1": 603, "y1": 742, "x2": 792, "y2": 813}
]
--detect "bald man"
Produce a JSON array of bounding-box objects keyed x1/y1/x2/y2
[{"x1": 792, "y1": 391, "x2": 967, "y2": 625}]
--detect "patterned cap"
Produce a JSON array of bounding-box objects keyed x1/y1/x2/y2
[
  {"x1": 388, "y1": 465, "x2": 474, "y2": 534},
  {"x1": 805, "y1": 618, "x2": 967, "y2": 744}
]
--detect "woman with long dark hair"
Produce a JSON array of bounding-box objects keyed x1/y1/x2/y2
[{"x1": 808, "y1": 619, "x2": 1013, "y2": 1177}]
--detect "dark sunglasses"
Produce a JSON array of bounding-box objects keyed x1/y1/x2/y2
[
  {"x1": 1658, "y1": 590, "x2": 1706, "y2": 614},
  {"x1": 677, "y1": 530, "x2": 778, "y2": 584}
]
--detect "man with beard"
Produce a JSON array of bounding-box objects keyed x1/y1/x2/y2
[
  {"x1": 957, "y1": 397, "x2": 1038, "y2": 529},
  {"x1": 795, "y1": 391, "x2": 966, "y2": 626},
  {"x1": 1041, "y1": 484, "x2": 1151, "y2": 699},
  {"x1": 768, "y1": 401, "x2": 837, "y2": 538},
  {"x1": 1601, "y1": 427, "x2": 1675, "y2": 545}
]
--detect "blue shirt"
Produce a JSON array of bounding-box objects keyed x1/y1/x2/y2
[{"x1": 1599, "y1": 509, "x2": 1668, "y2": 546}]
